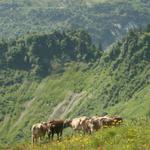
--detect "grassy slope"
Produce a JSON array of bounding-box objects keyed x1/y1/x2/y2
[
  {"x1": 3, "y1": 119, "x2": 150, "y2": 150},
  {"x1": 0, "y1": 31, "x2": 149, "y2": 145},
  {"x1": 0, "y1": 62, "x2": 95, "y2": 144},
  {"x1": 108, "y1": 84, "x2": 150, "y2": 118}
]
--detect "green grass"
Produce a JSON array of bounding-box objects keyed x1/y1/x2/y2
[
  {"x1": 2, "y1": 119, "x2": 150, "y2": 150},
  {"x1": 108, "y1": 84, "x2": 150, "y2": 118}
]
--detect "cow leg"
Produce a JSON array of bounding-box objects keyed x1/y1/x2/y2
[
  {"x1": 59, "y1": 131, "x2": 63, "y2": 141},
  {"x1": 82, "y1": 128, "x2": 86, "y2": 135},
  {"x1": 40, "y1": 136, "x2": 43, "y2": 142},
  {"x1": 32, "y1": 135, "x2": 34, "y2": 144},
  {"x1": 73, "y1": 129, "x2": 79, "y2": 136},
  {"x1": 33, "y1": 136, "x2": 38, "y2": 144},
  {"x1": 38, "y1": 137, "x2": 41, "y2": 143},
  {"x1": 40, "y1": 135, "x2": 45, "y2": 143},
  {"x1": 75, "y1": 129, "x2": 78, "y2": 135},
  {"x1": 35, "y1": 137, "x2": 38, "y2": 143},
  {"x1": 89, "y1": 129, "x2": 93, "y2": 134},
  {"x1": 51, "y1": 132, "x2": 54, "y2": 140},
  {"x1": 57, "y1": 132, "x2": 59, "y2": 140},
  {"x1": 48, "y1": 132, "x2": 51, "y2": 141},
  {"x1": 76, "y1": 129, "x2": 80, "y2": 134}
]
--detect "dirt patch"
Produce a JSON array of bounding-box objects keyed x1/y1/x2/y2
[{"x1": 49, "y1": 91, "x2": 87, "y2": 119}]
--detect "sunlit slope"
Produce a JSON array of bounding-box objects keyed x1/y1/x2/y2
[
  {"x1": 2, "y1": 119, "x2": 150, "y2": 150},
  {"x1": 0, "y1": 29, "x2": 150, "y2": 144},
  {"x1": 0, "y1": 64, "x2": 95, "y2": 143},
  {"x1": 0, "y1": 67, "x2": 149, "y2": 145}
]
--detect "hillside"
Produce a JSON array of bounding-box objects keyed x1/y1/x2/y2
[
  {"x1": 0, "y1": 0, "x2": 150, "y2": 48},
  {"x1": 0, "y1": 27, "x2": 150, "y2": 145},
  {"x1": 3, "y1": 119, "x2": 150, "y2": 150}
]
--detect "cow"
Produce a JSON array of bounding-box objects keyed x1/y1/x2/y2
[
  {"x1": 80, "y1": 118, "x2": 94, "y2": 134},
  {"x1": 99, "y1": 116, "x2": 123, "y2": 128},
  {"x1": 90, "y1": 117, "x2": 102, "y2": 131},
  {"x1": 31, "y1": 122, "x2": 48, "y2": 143},
  {"x1": 67, "y1": 116, "x2": 94, "y2": 134},
  {"x1": 111, "y1": 116, "x2": 123, "y2": 125},
  {"x1": 90, "y1": 116, "x2": 111, "y2": 131},
  {"x1": 47, "y1": 120, "x2": 65, "y2": 140},
  {"x1": 100, "y1": 117, "x2": 114, "y2": 127},
  {"x1": 68, "y1": 116, "x2": 87, "y2": 133}
]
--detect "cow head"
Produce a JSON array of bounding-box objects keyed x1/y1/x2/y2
[
  {"x1": 64, "y1": 119, "x2": 72, "y2": 128},
  {"x1": 47, "y1": 122, "x2": 55, "y2": 134}
]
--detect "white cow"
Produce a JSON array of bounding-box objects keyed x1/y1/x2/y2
[
  {"x1": 31, "y1": 122, "x2": 48, "y2": 143},
  {"x1": 70, "y1": 116, "x2": 93, "y2": 134}
]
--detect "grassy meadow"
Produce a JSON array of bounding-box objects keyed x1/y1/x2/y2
[{"x1": 2, "y1": 119, "x2": 150, "y2": 150}]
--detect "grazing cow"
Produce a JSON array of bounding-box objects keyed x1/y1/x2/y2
[
  {"x1": 91, "y1": 116, "x2": 111, "y2": 131},
  {"x1": 69, "y1": 116, "x2": 87, "y2": 132},
  {"x1": 112, "y1": 116, "x2": 123, "y2": 125},
  {"x1": 31, "y1": 122, "x2": 48, "y2": 143},
  {"x1": 98, "y1": 116, "x2": 123, "y2": 127},
  {"x1": 100, "y1": 117, "x2": 114, "y2": 127},
  {"x1": 92, "y1": 116, "x2": 123, "y2": 128},
  {"x1": 81, "y1": 118, "x2": 94, "y2": 134},
  {"x1": 90, "y1": 117, "x2": 102, "y2": 131},
  {"x1": 47, "y1": 120, "x2": 64, "y2": 140},
  {"x1": 68, "y1": 116, "x2": 93, "y2": 134}
]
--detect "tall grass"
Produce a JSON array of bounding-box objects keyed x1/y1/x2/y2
[{"x1": 4, "y1": 119, "x2": 150, "y2": 150}]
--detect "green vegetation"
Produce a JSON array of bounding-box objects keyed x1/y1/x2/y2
[
  {"x1": 2, "y1": 119, "x2": 150, "y2": 150},
  {"x1": 0, "y1": 0, "x2": 150, "y2": 148},
  {"x1": 0, "y1": 30, "x2": 100, "y2": 77},
  {"x1": 0, "y1": 27, "x2": 149, "y2": 146},
  {"x1": 0, "y1": 0, "x2": 150, "y2": 48}
]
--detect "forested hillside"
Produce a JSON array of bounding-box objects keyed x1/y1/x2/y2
[
  {"x1": 0, "y1": 0, "x2": 150, "y2": 48},
  {"x1": 0, "y1": 26, "x2": 149, "y2": 145},
  {"x1": 0, "y1": 30, "x2": 100, "y2": 77}
]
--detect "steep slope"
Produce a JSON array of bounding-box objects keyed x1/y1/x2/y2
[
  {"x1": 4, "y1": 119, "x2": 150, "y2": 150},
  {"x1": 0, "y1": 0, "x2": 150, "y2": 48},
  {"x1": 0, "y1": 28, "x2": 150, "y2": 145},
  {"x1": 0, "y1": 30, "x2": 100, "y2": 144},
  {"x1": 70, "y1": 29, "x2": 150, "y2": 118}
]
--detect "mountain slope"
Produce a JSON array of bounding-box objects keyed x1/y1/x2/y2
[
  {"x1": 0, "y1": 28, "x2": 150, "y2": 144},
  {"x1": 4, "y1": 119, "x2": 150, "y2": 150},
  {"x1": 0, "y1": 0, "x2": 150, "y2": 48}
]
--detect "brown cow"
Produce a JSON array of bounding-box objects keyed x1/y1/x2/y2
[{"x1": 47, "y1": 120, "x2": 65, "y2": 140}]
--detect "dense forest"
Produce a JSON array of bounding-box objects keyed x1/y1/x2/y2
[{"x1": 0, "y1": 30, "x2": 101, "y2": 77}]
